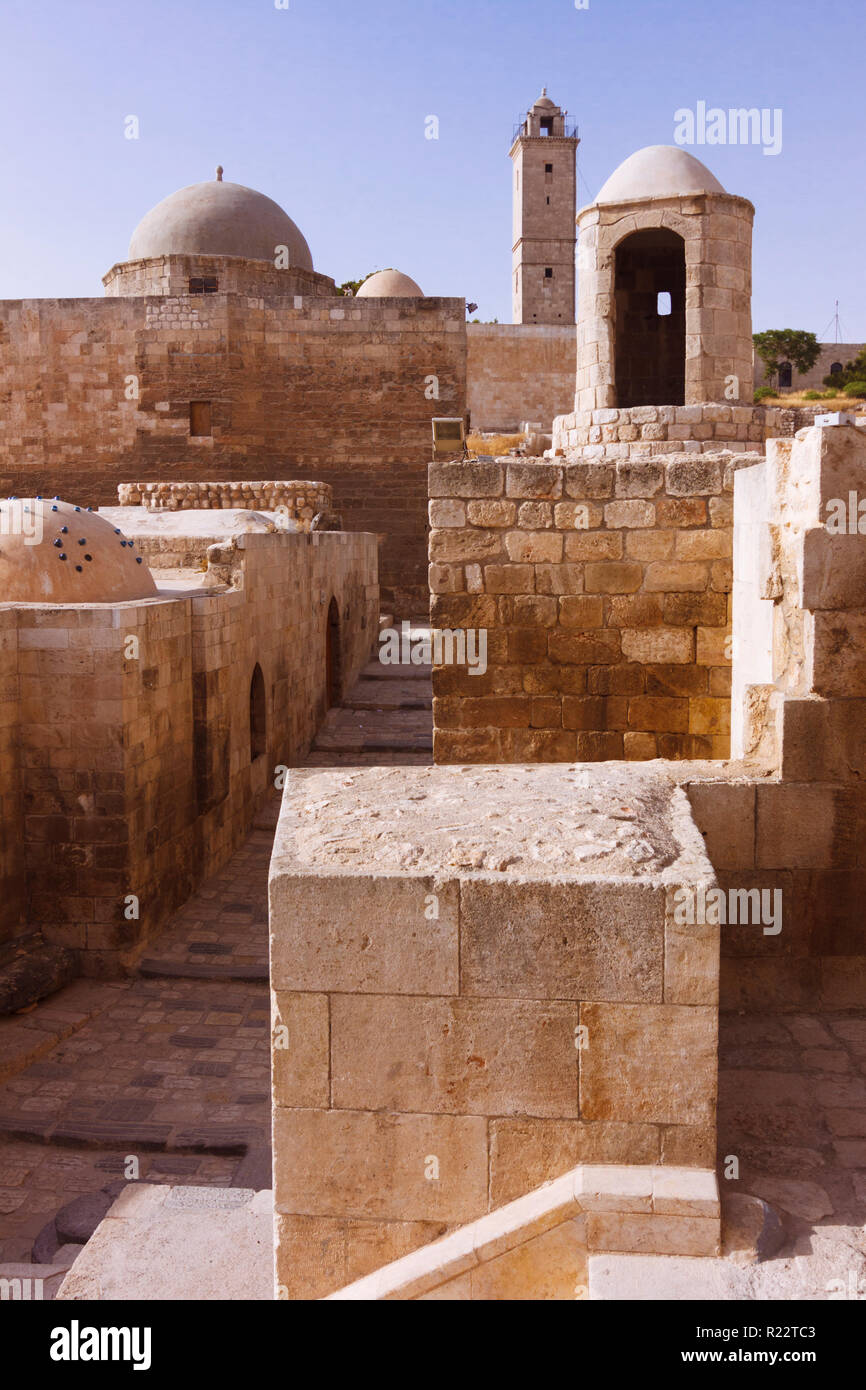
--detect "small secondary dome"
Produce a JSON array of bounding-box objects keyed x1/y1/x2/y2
[
  {"x1": 594, "y1": 145, "x2": 726, "y2": 204},
  {"x1": 0, "y1": 499, "x2": 158, "y2": 604},
  {"x1": 128, "y1": 177, "x2": 313, "y2": 270},
  {"x1": 355, "y1": 269, "x2": 424, "y2": 298}
]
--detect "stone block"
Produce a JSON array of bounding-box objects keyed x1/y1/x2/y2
[
  {"x1": 272, "y1": 992, "x2": 329, "y2": 1109},
  {"x1": 459, "y1": 880, "x2": 664, "y2": 1002},
  {"x1": 270, "y1": 872, "x2": 459, "y2": 994},
  {"x1": 272, "y1": 1108, "x2": 489, "y2": 1224},
  {"x1": 580, "y1": 1002, "x2": 717, "y2": 1125},
  {"x1": 330, "y1": 995, "x2": 579, "y2": 1118}
]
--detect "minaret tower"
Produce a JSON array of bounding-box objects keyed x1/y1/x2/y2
[{"x1": 509, "y1": 89, "x2": 579, "y2": 324}]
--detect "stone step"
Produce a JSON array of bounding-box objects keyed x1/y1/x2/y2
[
  {"x1": 312, "y1": 707, "x2": 433, "y2": 754},
  {"x1": 360, "y1": 661, "x2": 433, "y2": 681},
  {"x1": 344, "y1": 677, "x2": 432, "y2": 710},
  {"x1": 138, "y1": 958, "x2": 269, "y2": 984}
]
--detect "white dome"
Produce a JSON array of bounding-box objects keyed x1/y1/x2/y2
[
  {"x1": 355, "y1": 269, "x2": 424, "y2": 298},
  {"x1": 129, "y1": 179, "x2": 313, "y2": 269},
  {"x1": 594, "y1": 146, "x2": 726, "y2": 204}
]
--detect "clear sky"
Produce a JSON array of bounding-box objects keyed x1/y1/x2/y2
[{"x1": 0, "y1": 0, "x2": 862, "y2": 338}]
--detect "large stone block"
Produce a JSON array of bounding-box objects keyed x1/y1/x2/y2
[
  {"x1": 460, "y1": 880, "x2": 664, "y2": 1002},
  {"x1": 580, "y1": 1002, "x2": 717, "y2": 1126},
  {"x1": 331, "y1": 995, "x2": 579, "y2": 1118},
  {"x1": 272, "y1": 1108, "x2": 489, "y2": 1224}
]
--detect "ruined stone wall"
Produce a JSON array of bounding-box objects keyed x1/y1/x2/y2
[
  {"x1": 0, "y1": 294, "x2": 466, "y2": 615},
  {"x1": 467, "y1": 324, "x2": 575, "y2": 431},
  {"x1": 699, "y1": 424, "x2": 866, "y2": 1012},
  {"x1": 3, "y1": 529, "x2": 377, "y2": 972},
  {"x1": 0, "y1": 608, "x2": 24, "y2": 944},
  {"x1": 429, "y1": 452, "x2": 762, "y2": 763},
  {"x1": 553, "y1": 403, "x2": 783, "y2": 460}
]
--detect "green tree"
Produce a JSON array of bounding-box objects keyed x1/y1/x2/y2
[{"x1": 753, "y1": 329, "x2": 821, "y2": 383}]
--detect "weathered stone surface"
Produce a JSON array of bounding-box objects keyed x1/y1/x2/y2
[
  {"x1": 580, "y1": 1002, "x2": 717, "y2": 1125},
  {"x1": 331, "y1": 995, "x2": 578, "y2": 1117}
]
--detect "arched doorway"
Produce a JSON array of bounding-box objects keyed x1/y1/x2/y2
[
  {"x1": 614, "y1": 228, "x2": 686, "y2": 407},
  {"x1": 249, "y1": 663, "x2": 266, "y2": 761},
  {"x1": 325, "y1": 598, "x2": 341, "y2": 708}
]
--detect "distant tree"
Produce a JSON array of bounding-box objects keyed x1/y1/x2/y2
[{"x1": 753, "y1": 329, "x2": 821, "y2": 383}]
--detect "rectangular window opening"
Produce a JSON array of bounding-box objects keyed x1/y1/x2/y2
[
  {"x1": 544, "y1": 268, "x2": 553, "y2": 279},
  {"x1": 657, "y1": 291, "x2": 672, "y2": 316},
  {"x1": 189, "y1": 277, "x2": 218, "y2": 295},
  {"x1": 545, "y1": 163, "x2": 553, "y2": 174},
  {"x1": 189, "y1": 401, "x2": 212, "y2": 437}
]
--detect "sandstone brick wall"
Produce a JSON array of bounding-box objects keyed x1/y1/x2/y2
[
  {"x1": 430, "y1": 451, "x2": 762, "y2": 762},
  {"x1": 467, "y1": 324, "x2": 575, "y2": 431},
  {"x1": 0, "y1": 294, "x2": 466, "y2": 615},
  {"x1": 2, "y1": 529, "x2": 377, "y2": 972}
]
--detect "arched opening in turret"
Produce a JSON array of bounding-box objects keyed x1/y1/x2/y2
[{"x1": 614, "y1": 228, "x2": 686, "y2": 407}]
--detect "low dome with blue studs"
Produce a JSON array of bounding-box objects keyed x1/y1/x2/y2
[{"x1": 0, "y1": 498, "x2": 158, "y2": 603}]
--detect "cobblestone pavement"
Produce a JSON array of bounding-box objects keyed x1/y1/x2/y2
[{"x1": 0, "y1": 643, "x2": 433, "y2": 1264}]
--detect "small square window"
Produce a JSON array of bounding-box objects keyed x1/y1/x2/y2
[
  {"x1": 544, "y1": 268, "x2": 553, "y2": 279},
  {"x1": 190, "y1": 401, "x2": 212, "y2": 436},
  {"x1": 545, "y1": 163, "x2": 553, "y2": 174},
  {"x1": 189, "y1": 277, "x2": 218, "y2": 294},
  {"x1": 657, "y1": 291, "x2": 672, "y2": 316}
]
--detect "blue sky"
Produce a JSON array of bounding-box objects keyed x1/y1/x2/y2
[{"x1": 0, "y1": 0, "x2": 862, "y2": 338}]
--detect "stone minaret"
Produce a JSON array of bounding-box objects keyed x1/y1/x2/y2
[{"x1": 509, "y1": 89, "x2": 579, "y2": 324}]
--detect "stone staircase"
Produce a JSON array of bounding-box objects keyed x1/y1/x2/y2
[{"x1": 304, "y1": 620, "x2": 433, "y2": 765}]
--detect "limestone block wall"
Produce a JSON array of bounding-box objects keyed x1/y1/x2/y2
[
  {"x1": 553, "y1": 403, "x2": 783, "y2": 460},
  {"x1": 467, "y1": 324, "x2": 576, "y2": 431},
  {"x1": 0, "y1": 294, "x2": 466, "y2": 615},
  {"x1": 269, "y1": 764, "x2": 719, "y2": 1299},
  {"x1": 688, "y1": 424, "x2": 866, "y2": 1011},
  {"x1": 575, "y1": 192, "x2": 754, "y2": 414},
  {"x1": 429, "y1": 451, "x2": 763, "y2": 763},
  {"x1": 0, "y1": 608, "x2": 24, "y2": 944},
  {"x1": 2, "y1": 529, "x2": 377, "y2": 972}
]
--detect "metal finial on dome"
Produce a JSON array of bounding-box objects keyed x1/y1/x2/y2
[
  {"x1": 216, "y1": 165, "x2": 223, "y2": 182},
  {"x1": 541, "y1": 87, "x2": 547, "y2": 96}
]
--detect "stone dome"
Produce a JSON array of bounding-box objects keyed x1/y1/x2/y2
[
  {"x1": 355, "y1": 269, "x2": 424, "y2": 298},
  {"x1": 0, "y1": 499, "x2": 158, "y2": 604},
  {"x1": 128, "y1": 179, "x2": 313, "y2": 270},
  {"x1": 594, "y1": 145, "x2": 726, "y2": 204}
]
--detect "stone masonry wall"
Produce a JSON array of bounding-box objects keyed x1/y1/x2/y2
[
  {"x1": 118, "y1": 479, "x2": 332, "y2": 526},
  {"x1": 0, "y1": 608, "x2": 24, "y2": 944},
  {"x1": 0, "y1": 294, "x2": 466, "y2": 615},
  {"x1": 467, "y1": 324, "x2": 576, "y2": 431},
  {"x1": 429, "y1": 451, "x2": 761, "y2": 762},
  {"x1": 3, "y1": 529, "x2": 377, "y2": 972}
]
